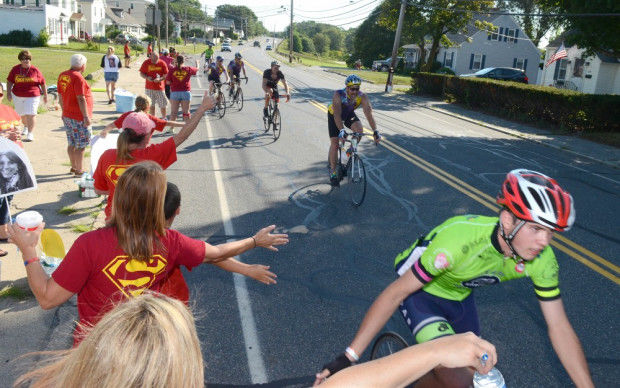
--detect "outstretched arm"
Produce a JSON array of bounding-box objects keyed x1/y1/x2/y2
[
  {"x1": 202, "y1": 225, "x2": 289, "y2": 264},
  {"x1": 212, "y1": 258, "x2": 277, "y2": 285},
  {"x1": 539, "y1": 299, "x2": 594, "y2": 388},
  {"x1": 321, "y1": 332, "x2": 497, "y2": 388},
  {"x1": 173, "y1": 91, "x2": 215, "y2": 147}
]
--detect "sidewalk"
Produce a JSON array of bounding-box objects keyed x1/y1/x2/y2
[{"x1": 0, "y1": 53, "x2": 149, "y2": 383}]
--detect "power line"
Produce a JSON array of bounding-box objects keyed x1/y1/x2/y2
[
  {"x1": 295, "y1": 1, "x2": 379, "y2": 22},
  {"x1": 407, "y1": 1, "x2": 620, "y2": 17},
  {"x1": 296, "y1": 0, "x2": 370, "y2": 13}
]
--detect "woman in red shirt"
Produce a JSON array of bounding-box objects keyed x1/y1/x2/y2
[
  {"x1": 9, "y1": 161, "x2": 289, "y2": 346},
  {"x1": 6, "y1": 50, "x2": 47, "y2": 142},
  {"x1": 166, "y1": 55, "x2": 198, "y2": 122}
]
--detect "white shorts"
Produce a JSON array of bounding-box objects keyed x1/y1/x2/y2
[{"x1": 12, "y1": 94, "x2": 40, "y2": 116}]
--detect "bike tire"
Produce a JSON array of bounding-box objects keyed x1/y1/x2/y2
[
  {"x1": 272, "y1": 107, "x2": 281, "y2": 140},
  {"x1": 235, "y1": 89, "x2": 244, "y2": 111},
  {"x1": 347, "y1": 153, "x2": 367, "y2": 206},
  {"x1": 217, "y1": 92, "x2": 226, "y2": 119},
  {"x1": 46, "y1": 92, "x2": 59, "y2": 111},
  {"x1": 370, "y1": 332, "x2": 408, "y2": 360},
  {"x1": 263, "y1": 101, "x2": 273, "y2": 132}
]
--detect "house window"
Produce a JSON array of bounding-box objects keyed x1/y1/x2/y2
[
  {"x1": 445, "y1": 52, "x2": 453, "y2": 68},
  {"x1": 46, "y1": 0, "x2": 50, "y2": 4},
  {"x1": 556, "y1": 59, "x2": 568, "y2": 81},
  {"x1": 515, "y1": 58, "x2": 525, "y2": 70},
  {"x1": 472, "y1": 54, "x2": 482, "y2": 70},
  {"x1": 130, "y1": 2, "x2": 133, "y2": 9},
  {"x1": 506, "y1": 28, "x2": 515, "y2": 42},
  {"x1": 573, "y1": 58, "x2": 585, "y2": 77},
  {"x1": 115, "y1": 1, "x2": 119, "y2": 6},
  {"x1": 77, "y1": 4, "x2": 81, "y2": 12}
]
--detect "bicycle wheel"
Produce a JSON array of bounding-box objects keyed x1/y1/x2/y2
[
  {"x1": 263, "y1": 101, "x2": 273, "y2": 132},
  {"x1": 217, "y1": 92, "x2": 226, "y2": 119},
  {"x1": 272, "y1": 107, "x2": 281, "y2": 140},
  {"x1": 227, "y1": 86, "x2": 235, "y2": 107},
  {"x1": 347, "y1": 153, "x2": 367, "y2": 206},
  {"x1": 235, "y1": 89, "x2": 244, "y2": 111},
  {"x1": 370, "y1": 332, "x2": 408, "y2": 360}
]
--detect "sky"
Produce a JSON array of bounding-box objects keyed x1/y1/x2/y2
[{"x1": 200, "y1": 0, "x2": 381, "y2": 32}]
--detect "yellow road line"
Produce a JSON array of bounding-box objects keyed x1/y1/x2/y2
[{"x1": 305, "y1": 99, "x2": 619, "y2": 284}]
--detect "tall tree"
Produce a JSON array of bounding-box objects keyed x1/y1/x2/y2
[
  {"x1": 537, "y1": 0, "x2": 619, "y2": 58},
  {"x1": 379, "y1": 0, "x2": 493, "y2": 71},
  {"x1": 313, "y1": 33, "x2": 331, "y2": 54},
  {"x1": 350, "y1": 6, "x2": 395, "y2": 67},
  {"x1": 215, "y1": 5, "x2": 264, "y2": 37},
  {"x1": 496, "y1": 0, "x2": 559, "y2": 47}
]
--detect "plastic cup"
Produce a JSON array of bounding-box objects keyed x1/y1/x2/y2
[{"x1": 15, "y1": 211, "x2": 43, "y2": 231}]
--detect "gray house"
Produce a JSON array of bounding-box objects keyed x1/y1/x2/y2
[{"x1": 403, "y1": 13, "x2": 541, "y2": 83}]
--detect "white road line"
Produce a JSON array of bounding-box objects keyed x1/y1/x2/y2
[{"x1": 202, "y1": 97, "x2": 268, "y2": 384}]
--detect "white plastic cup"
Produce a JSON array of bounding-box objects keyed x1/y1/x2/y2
[{"x1": 15, "y1": 211, "x2": 43, "y2": 231}]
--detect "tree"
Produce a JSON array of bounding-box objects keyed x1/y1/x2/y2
[
  {"x1": 324, "y1": 28, "x2": 343, "y2": 51},
  {"x1": 537, "y1": 0, "x2": 619, "y2": 58},
  {"x1": 379, "y1": 0, "x2": 493, "y2": 71},
  {"x1": 215, "y1": 5, "x2": 265, "y2": 37},
  {"x1": 291, "y1": 32, "x2": 303, "y2": 52},
  {"x1": 313, "y1": 32, "x2": 330, "y2": 53},
  {"x1": 496, "y1": 0, "x2": 559, "y2": 47},
  {"x1": 350, "y1": 6, "x2": 395, "y2": 68},
  {"x1": 301, "y1": 35, "x2": 315, "y2": 53}
]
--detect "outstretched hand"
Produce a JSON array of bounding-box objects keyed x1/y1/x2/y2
[
  {"x1": 253, "y1": 225, "x2": 289, "y2": 251},
  {"x1": 199, "y1": 91, "x2": 216, "y2": 111},
  {"x1": 247, "y1": 264, "x2": 277, "y2": 285},
  {"x1": 435, "y1": 332, "x2": 497, "y2": 373}
]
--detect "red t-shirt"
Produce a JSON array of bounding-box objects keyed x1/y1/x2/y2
[
  {"x1": 166, "y1": 66, "x2": 198, "y2": 92},
  {"x1": 140, "y1": 59, "x2": 168, "y2": 90},
  {"x1": 7, "y1": 65, "x2": 46, "y2": 97},
  {"x1": 147, "y1": 44, "x2": 153, "y2": 55},
  {"x1": 113, "y1": 111, "x2": 167, "y2": 132},
  {"x1": 52, "y1": 227, "x2": 205, "y2": 345},
  {"x1": 93, "y1": 138, "x2": 177, "y2": 217},
  {"x1": 57, "y1": 69, "x2": 93, "y2": 121},
  {"x1": 124, "y1": 44, "x2": 130, "y2": 56},
  {"x1": 159, "y1": 266, "x2": 190, "y2": 304},
  {"x1": 160, "y1": 55, "x2": 174, "y2": 72}
]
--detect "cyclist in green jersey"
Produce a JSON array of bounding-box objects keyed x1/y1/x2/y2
[
  {"x1": 315, "y1": 169, "x2": 594, "y2": 388},
  {"x1": 202, "y1": 45, "x2": 214, "y2": 68}
]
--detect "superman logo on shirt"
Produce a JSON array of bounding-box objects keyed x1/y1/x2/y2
[
  {"x1": 102, "y1": 254, "x2": 168, "y2": 297},
  {"x1": 58, "y1": 74, "x2": 71, "y2": 93},
  {"x1": 173, "y1": 70, "x2": 187, "y2": 81},
  {"x1": 105, "y1": 164, "x2": 129, "y2": 185}
]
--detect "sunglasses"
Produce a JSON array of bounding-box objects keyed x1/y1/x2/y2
[{"x1": 349, "y1": 87, "x2": 360, "y2": 91}]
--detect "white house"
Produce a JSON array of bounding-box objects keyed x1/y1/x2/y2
[
  {"x1": 403, "y1": 11, "x2": 541, "y2": 83},
  {"x1": 105, "y1": 0, "x2": 147, "y2": 25},
  {"x1": 0, "y1": 0, "x2": 80, "y2": 44},
  {"x1": 77, "y1": 0, "x2": 107, "y2": 37},
  {"x1": 540, "y1": 36, "x2": 620, "y2": 95},
  {"x1": 105, "y1": 5, "x2": 145, "y2": 38}
]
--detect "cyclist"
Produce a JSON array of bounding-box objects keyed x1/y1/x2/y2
[
  {"x1": 227, "y1": 52, "x2": 247, "y2": 97},
  {"x1": 207, "y1": 56, "x2": 229, "y2": 104},
  {"x1": 262, "y1": 60, "x2": 290, "y2": 119},
  {"x1": 202, "y1": 44, "x2": 214, "y2": 68},
  {"x1": 327, "y1": 74, "x2": 380, "y2": 187},
  {"x1": 315, "y1": 169, "x2": 594, "y2": 388}
]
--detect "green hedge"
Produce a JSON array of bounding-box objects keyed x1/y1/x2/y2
[{"x1": 410, "y1": 73, "x2": 619, "y2": 132}]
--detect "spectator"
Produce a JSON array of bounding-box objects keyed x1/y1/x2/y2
[
  {"x1": 166, "y1": 55, "x2": 198, "y2": 122},
  {"x1": 101, "y1": 46, "x2": 122, "y2": 104},
  {"x1": 14, "y1": 293, "x2": 204, "y2": 387},
  {"x1": 123, "y1": 41, "x2": 131, "y2": 68},
  {"x1": 159, "y1": 182, "x2": 277, "y2": 304},
  {"x1": 140, "y1": 52, "x2": 169, "y2": 119},
  {"x1": 57, "y1": 54, "x2": 93, "y2": 176},
  {"x1": 93, "y1": 92, "x2": 213, "y2": 219},
  {"x1": 8, "y1": 161, "x2": 288, "y2": 345},
  {"x1": 147, "y1": 41, "x2": 153, "y2": 56},
  {"x1": 6, "y1": 50, "x2": 47, "y2": 142},
  {"x1": 159, "y1": 49, "x2": 174, "y2": 100},
  {"x1": 169, "y1": 47, "x2": 177, "y2": 59},
  {"x1": 100, "y1": 94, "x2": 185, "y2": 139}
]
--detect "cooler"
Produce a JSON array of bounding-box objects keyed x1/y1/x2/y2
[{"x1": 114, "y1": 89, "x2": 136, "y2": 113}]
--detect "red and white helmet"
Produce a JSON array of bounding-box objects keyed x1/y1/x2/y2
[{"x1": 497, "y1": 169, "x2": 575, "y2": 232}]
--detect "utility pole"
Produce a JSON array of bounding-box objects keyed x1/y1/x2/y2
[
  {"x1": 165, "y1": 0, "x2": 168, "y2": 47},
  {"x1": 385, "y1": 0, "x2": 406, "y2": 92},
  {"x1": 289, "y1": 0, "x2": 293, "y2": 63}
]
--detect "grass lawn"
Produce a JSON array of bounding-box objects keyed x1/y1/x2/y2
[
  {"x1": 275, "y1": 46, "x2": 347, "y2": 68},
  {"x1": 329, "y1": 68, "x2": 412, "y2": 86}
]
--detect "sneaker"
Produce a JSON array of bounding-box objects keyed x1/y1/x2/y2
[
  {"x1": 21, "y1": 127, "x2": 28, "y2": 136},
  {"x1": 108, "y1": 99, "x2": 113, "y2": 105},
  {"x1": 263, "y1": 108, "x2": 268, "y2": 118},
  {"x1": 25, "y1": 132, "x2": 34, "y2": 142},
  {"x1": 330, "y1": 171, "x2": 339, "y2": 187}
]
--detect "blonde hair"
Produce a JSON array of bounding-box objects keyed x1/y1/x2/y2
[
  {"x1": 107, "y1": 46, "x2": 114, "y2": 52},
  {"x1": 14, "y1": 293, "x2": 204, "y2": 388},
  {"x1": 134, "y1": 94, "x2": 151, "y2": 112},
  {"x1": 109, "y1": 161, "x2": 167, "y2": 260}
]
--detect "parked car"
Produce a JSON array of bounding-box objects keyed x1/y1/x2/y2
[
  {"x1": 265, "y1": 44, "x2": 272, "y2": 50},
  {"x1": 253, "y1": 40, "x2": 260, "y2": 47},
  {"x1": 372, "y1": 56, "x2": 403, "y2": 71},
  {"x1": 224, "y1": 38, "x2": 232, "y2": 43},
  {"x1": 460, "y1": 67, "x2": 528, "y2": 83},
  {"x1": 114, "y1": 34, "x2": 139, "y2": 44},
  {"x1": 221, "y1": 43, "x2": 232, "y2": 52}
]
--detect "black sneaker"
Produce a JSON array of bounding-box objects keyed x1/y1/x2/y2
[
  {"x1": 330, "y1": 171, "x2": 340, "y2": 187},
  {"x1": 263, "y1": 108, "x2": 268, "y2": 117}
]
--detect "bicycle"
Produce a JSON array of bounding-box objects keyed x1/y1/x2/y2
[
  {"x1": 211, "y1": 82, "x2": 226, "y2": 119},
  {"x1": 45, "y1": 84, "x2": 59, "y2": 111},
  {"x1": 332, "y1": 130, "x2": 367, "y2": 206},
  {"x1": 370, "y1": 331, "x2": 409, "y2": 360},
  {"x1": 263, "y1": 89, "x2": 287, "y2": 141},
  {"x1": 227, "y1": 76, "x2": 247, "y2": 111}
]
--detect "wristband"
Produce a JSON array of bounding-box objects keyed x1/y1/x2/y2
[
  {"x1": 24, "y1": 257, "x2": 40, "y2": 266},
  {"x1": 345, "y1": 347, "x2": 360, "y2": 362},
  {"x1": 251, "y1": 236, "x2": 257, "y2": 248}
]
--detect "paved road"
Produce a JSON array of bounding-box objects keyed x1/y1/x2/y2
[{"x1": 151, "y1": 41, "x2": 618, "y2": 387}]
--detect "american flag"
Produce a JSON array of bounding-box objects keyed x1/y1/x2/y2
[{"x1": 545, "y1": 43, "x2": 568, "y2": 68}]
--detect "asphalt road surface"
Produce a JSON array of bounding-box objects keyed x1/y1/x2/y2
[{"x1": 162, "y1": 40, "x2": 619, "y2": 387}]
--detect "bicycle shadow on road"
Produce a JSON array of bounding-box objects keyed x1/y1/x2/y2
[{"x1": 178, "y1": 130, "x2": 278, "y2": 153}]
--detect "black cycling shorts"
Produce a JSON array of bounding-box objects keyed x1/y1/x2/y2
[{"x1": 328, "y1": 112, "x2": 360, "y2": 138}]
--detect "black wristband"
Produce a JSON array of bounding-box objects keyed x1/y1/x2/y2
[{"x1": 322, "y1": 353, "x2": 352, "y2": 376}]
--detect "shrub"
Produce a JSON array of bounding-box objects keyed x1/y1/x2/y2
[
  {"x1": 175, "y1": 37, "x2": 183, "y2": 44},
  {"x1": 92, "y1": 35, "x2": 108, "y2": 43},
  {"x1": 0, "y1": 29, "x2": 35, "y2": 46},
  {"x1": 410, "y1": 73, "x2": 619, "y2": 132},
  {"x1": 130, "y1": 43, "x2": 144, "y2": 53},
  {"x1": 36, "y1": 28, "x2": 49, "y2": 47},
  {"x1": 85, "y1": 41, "x2": 99, "y2": 51},
  {"x1": 436, "y1": 67, "x2": 455, "y2": 75},
  {"x1": 106, "y1": 28, "x2": 122, "y2": 39}
]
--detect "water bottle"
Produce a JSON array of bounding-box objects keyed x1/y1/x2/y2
[{"x1": 473, "y1": 367, "x2": 506, "y2": 388}]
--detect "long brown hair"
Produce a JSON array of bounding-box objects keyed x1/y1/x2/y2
[
  {"x1": 109, "y1": 161, "x2": 166, "y2": 260},
  {"x1": 14, "y1": 293, "x2": 204, "y2": 388},
  {"x1": 116, "y1": 128, "x2": 146, "y2": 161},
  {"x1": 175, "y1": 54, "x2": 184, "y2": 67}
]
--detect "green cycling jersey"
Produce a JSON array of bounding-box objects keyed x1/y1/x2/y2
[
  {"x1": 394, "y1": 215, "x2": 560, "y2": 301},
  {"x1": 204, "y1": 47, "x2": 214, "y2": 59}
]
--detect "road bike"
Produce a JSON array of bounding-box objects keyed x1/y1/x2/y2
[
  {"x1": 370, "y1": 331, "x2": 408, "y2": 360},
  {"x1": 263, "y1": 89, "x2": 287, "y2": 141},
  {"x1": 45, "y1": 84, "x2": 59, "y2": 111},
  {"x1": 227, "y1": 76, "x2": 247, "y2": 111},
  {"x1": 333, "y1": 130, "x2": 367, "y2": 206},
  {"x1": 212, "y1": 82, "x2": 226, "y2": 119}
]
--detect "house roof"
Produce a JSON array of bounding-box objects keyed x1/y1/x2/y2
[
  {"x1": 444, "y1": 11, "x2": 497, "y2": 46},
  {"x1": 105, "y1": 7, "x2": 141, "y2": 26},
  {"x1": 0, "y1": 5, "x2": 44, "y2": 12},
  {"x1": 596, "y1": 52, "x2": 620, "y2": 64}
]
